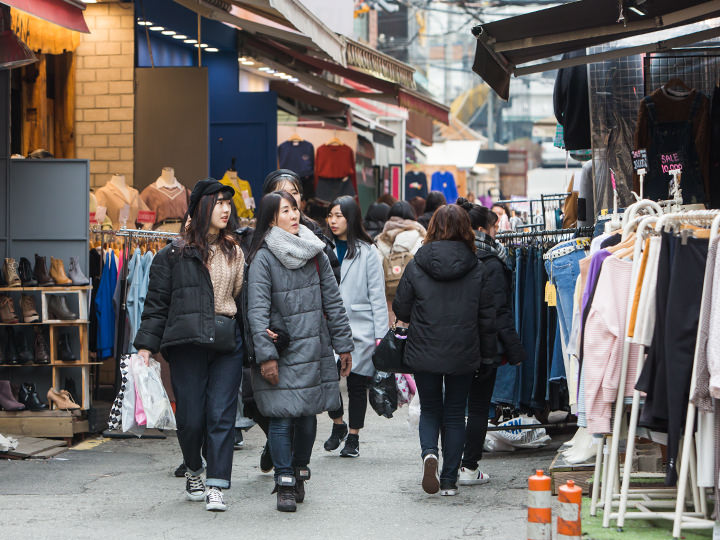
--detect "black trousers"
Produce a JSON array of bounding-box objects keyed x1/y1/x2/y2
[
  {"x1": 328, "y1": 372, "x2": 371, "y2": 430},
  {"x1": 461, "y1": 366, "x2": 497, "y2": 470},
  {"x1": 167, "y1": 329, "x2": 244, "y2": 489}
]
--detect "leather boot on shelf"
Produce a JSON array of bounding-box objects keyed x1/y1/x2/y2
[
  {"x1": 64, "y1": 377, "x2": 79, "y2": 403},
  {"x1": 58, "y1": 332, "x2": 76, "y2": 362},
  {"x1": 2, "y1": 258, "x2": 21, "y2": 288},
  {"x1": 33, "y1": 254, "x2": 55, "y2": 287},
  {"x1": 20, "y1": 295, "x2": 40, "y2": 323},
  {"x1": 67, "y1": 257, "x2": 90, "y2": 286},
  {"x1": 47, "y1": 388, "x2": 80, "y2": 410},
  {"x1": 13, "y1": 328, "x2": 34, "y2": 364},
  {"x1": 50, "y1": 257, "x2": 72, "y2": 286},
  {"x1": 0, "y1": 380, "x2": 25, "y2": 411},
  {"x1": 4, "y1": 328, "x2": 19, "y2": 365},
  {"x1": 19, "y1": 382, "x2": 48, "y2": 411},
  {"x1": 48, "y1": 295, "x2": 77, "y2": 320},
  {"x1": 0, "y1": 268, "x2": 6, "y2": 287},
  {"x1": 18, "y1": 257, "x2": 37, "y2": 287},
  {"x1": 0, "y1": 295, "x2": 19, "y2": 324},
  {"x1": 34, "y1": 328, "x2": 50, "y2": 365}
]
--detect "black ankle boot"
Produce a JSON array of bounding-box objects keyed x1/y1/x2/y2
[
  {"x1": 64, "y1": 377, "x2": 79, "y2": 402},
  {"x1": 4, "y1": 328, "x2": 19, "y2": 365},
  {"x1": 324, "y1": 422, "x2": 348, "y2": 451},
  {"x1": 294, "y1": 466, "x2": 311, "y2": 503},
  {"x1": 13, "y1": 328, "x2": 33, "y2": 364},
  {"x1": 19, "y1": 382, "x2": 48, "y2": 411},
  {"x1": 58, "y1": 332, "x2": 76, "y2": 361},
  {"x1": 273, "y1": 475, "x2": 297, "y2": 512}
]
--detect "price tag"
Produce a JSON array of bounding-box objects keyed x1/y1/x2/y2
[
  {"x1": 118, "y1": 204, "x2": 130, "y2": 227},
  {"x1": 137, "y1": 210, "x2": 156, "y2": 224},
  {"x1": 545, "y1": 282, "x2": 557, "y2": 306},
  {"x1": 241, "y1": 190, "x2": 255, "y2": 210},
  {"x1": 660, "y1": 151, "x2": 684, "y2": 174},
  {"x1": 95, "y1": 206, "x2": 107, "y2": 225},
  {"x1": 632, "y1": 149, "x2": 647, "y2": 171},
  {"x1": 89, "y1": 212, "x2": 97, "y2": 225}
]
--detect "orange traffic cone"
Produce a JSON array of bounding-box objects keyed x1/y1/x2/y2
[
  {"x1": 527, "y1": 469, "x2": 552, "y2": 540},
  {"x1": 557, "y1": 479, "x2": 582, "y2": 540}
]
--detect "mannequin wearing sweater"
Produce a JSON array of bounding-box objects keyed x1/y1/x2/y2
[
  {"x1": 95, "y1": 174, "x2": 150, "y2": 229},
  {"x1": 140, "y1": 167, "x2": 191, "y2": 231}
]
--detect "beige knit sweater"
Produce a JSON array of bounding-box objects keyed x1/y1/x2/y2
[{"x1": 207, "y1": 237, "x2": 245, "y2": 317}]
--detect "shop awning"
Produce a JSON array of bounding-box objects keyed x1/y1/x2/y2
[
  {"x1": 270, "y1": 79, "x2": 348, "y2": 116},
  {"x1": 351, "y1": 110, "x2": 396, "y2": 148},
  {"x1": 471, "y1": 0, "x2": 720, "y2": 100},
  {"x1": 2, "y1": 0, "x2": 89, "y2": 33}
]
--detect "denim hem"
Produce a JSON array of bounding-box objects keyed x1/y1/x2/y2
[
  {"x1": 206, "y1": 478, "x2": 230, "y2": 489},
  {"x1": 187, "y1": 466, "x2": 205, "y2": 477},
  {"x1": 421, "y1": 449, "x2": 439, "y2": 459}
]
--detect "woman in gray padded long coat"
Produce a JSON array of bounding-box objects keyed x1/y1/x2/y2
[{"x1": 247, "y1": 190, "x2": 354, "y2": 513}]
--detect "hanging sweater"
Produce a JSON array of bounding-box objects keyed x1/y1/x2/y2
[{"x1": 315, "y1": 144, "x2": 358, "y2": 194}]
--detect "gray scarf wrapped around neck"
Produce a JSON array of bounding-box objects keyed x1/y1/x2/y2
[{"x1": 265, "y1": 224, "x2": 325, "y2": 269}]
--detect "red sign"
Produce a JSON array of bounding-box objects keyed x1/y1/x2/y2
[
  {"x1": 137, "y1": 210, "x2": 157, "y2": 224},
  {"x1": 89, "y1": 212, "x2": 97, "y2": 225}
]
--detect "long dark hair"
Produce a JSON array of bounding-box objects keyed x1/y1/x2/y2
[
  {"x1": 263, "y1": 168, "x2": 323, "y2": 235},
  {"x1": 389, "y1": 200, "x2": 416, "y2": 221},
  {"x1": 328, "y1": 196, "x2": 372, "y2": 260},
  {"x1": 425, "y1": 191, "x2": 447, "y2": 214},
  {"x1": 456, "y1": 197, "x2": 498, "y2": 230},
  {"x1": 247, "y1": 191, "x2": 299, "y2": 263},
  {"x1": 425, "y1": 204, "x2": 476, "y2": 252},
  {"x1": 181, "y1": 191, "x2": 238, "y2": 264}
]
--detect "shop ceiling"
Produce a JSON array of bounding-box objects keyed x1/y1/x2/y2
[
  {"x1": 471, "y1": 0, "x2": 720, "y2": 100},
  {"x1": 173, "y1": 0, "x2": 449, "y2": 124},
  {"x1": 2, "y1": 0, "x2": 89, "y2": 33}
]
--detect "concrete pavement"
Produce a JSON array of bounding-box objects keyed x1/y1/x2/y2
[{"x1": 0, "y1": 399, "x2": 565, "y2": 540}]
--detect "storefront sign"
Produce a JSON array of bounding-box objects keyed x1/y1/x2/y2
[
  {"x1": 660, "y1": 152, "x2": 683, "y2": 174},
  {"x1": 89, "y1": 212, "x2": 97, "y2": 225},
  {"x1": 137, "y1": 210, "x2": 156, "y2": 225},
  {"x1": 632, "y1": 149, "x2": 647, "y2": 171}
]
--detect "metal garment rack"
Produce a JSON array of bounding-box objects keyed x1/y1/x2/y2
[
  {"x1": 496, "y1": 225, "x2": 595, "y2": 242},
  {"x1": 111, "y1": 228, "x2": 179, "y2": 393}
]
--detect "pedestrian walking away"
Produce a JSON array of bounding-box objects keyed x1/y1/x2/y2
[
  {"x1": 393, "y1": 204, "x2": 497, "y2": 497},
  {"x1": 456, "y1": 199, "x2": 525, "y2": 487},
  {"x1": 134, "y1": 178, "x2": 246, "y2": 512},
  {"x1": 324, "y1": 196, "x2": 389, "y2": 457},
  {"x1": 247, "y1": 190, "x2": 354, "y2": 512}
]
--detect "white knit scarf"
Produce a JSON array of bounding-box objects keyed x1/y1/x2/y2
[{"x1": 265, "y1": 224, "x2": 325, "y2": 269}]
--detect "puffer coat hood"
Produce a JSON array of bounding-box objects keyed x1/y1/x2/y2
[{"x1": 414, "y1": 240, "x2": 478, "y2": 281}]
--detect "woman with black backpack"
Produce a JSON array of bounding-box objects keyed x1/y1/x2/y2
[{"x1": 393, "y1": 205, "x2": 497, "y2": 497}]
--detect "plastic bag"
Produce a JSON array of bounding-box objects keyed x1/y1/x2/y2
[
  {"x1": 134, "y1": 373, "x2": 147, "y2": 427},
  {"x1": 131, "y1": 355, "x2": 176, "y2": 431},
  {"x1": 483, "y1": 415, "x2": 551, "y2": 452},
  {"x1": 121, "y1": 358, "x2": 141, "y2": 435},
  {"x1": 408, "y1": 391, "x2": 420, "y2": 430},
  {"x1": 369, "y1": 371, "x2": 397, "y2": 418},
  {"x1": 395, "y1": 374, "x2": 414, "y2": 407}
]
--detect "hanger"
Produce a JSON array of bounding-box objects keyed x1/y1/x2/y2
[
  {"x1": 288, "y1": 133, "x2": 303, "y2": 143},
  {"x1": 326, "y1": 130, "x2": 343, "y2": 146},
  {"x1": 663, "y1": 78, "x2": 692, "y2": 97}
]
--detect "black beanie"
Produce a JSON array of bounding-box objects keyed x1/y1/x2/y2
[{"x1": 263, "y1": 169, "x2": 301, "y2": 195}]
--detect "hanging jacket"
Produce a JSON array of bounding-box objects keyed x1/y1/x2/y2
[
  {"x1": 392, "y1": 240, "x2": 497, "y2": 375},
  {"x1": 95, "y1": 251, "x2": 118, "y2": 358},
  {"x1": 474, "y1": 231, "x2": 525, "y2": 366}
]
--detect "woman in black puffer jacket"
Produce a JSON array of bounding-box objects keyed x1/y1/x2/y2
[
  {"x1": 455, "y1": 198, "x2": 525, "y2": 488},
  {"x1": 392, "y1": 204, "x2": 496, "y2": 497}
]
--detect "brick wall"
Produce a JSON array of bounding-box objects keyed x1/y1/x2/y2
[{"x1": 75, "y1": 2, "x2": 134, "y2": 188}]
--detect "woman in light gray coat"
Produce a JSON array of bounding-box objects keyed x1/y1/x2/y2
[
  {"x1": 323, "y1": 196, "x2": 388, "y2": 458},
  {"x1": 247, "y1": 191, "x2": 354, "y2": 513}
]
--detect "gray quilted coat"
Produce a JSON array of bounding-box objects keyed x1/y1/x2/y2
[{"x1": 248, "y1": 243, "x2": 354, "y2": 418}]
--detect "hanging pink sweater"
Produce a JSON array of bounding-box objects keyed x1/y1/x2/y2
[{"x1": 583, "y1": 257, "x2": 644, "y2": 434}]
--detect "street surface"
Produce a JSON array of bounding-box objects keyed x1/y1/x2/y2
[{"x1": 0, "y1": 391, "x2": 565, "y2": 540}]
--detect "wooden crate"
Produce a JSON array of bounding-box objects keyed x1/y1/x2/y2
[
  {"x1": 0, "y1": 409, "x2": 87, "y2": 438},
  {"x1": 0, "y1": 435, "x2": 67, "y2": 460},
  {"x1": 549, "y1": 451, "x2": 595, "y2": 495}
]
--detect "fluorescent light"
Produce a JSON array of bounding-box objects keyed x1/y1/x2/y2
[
  {"x1": 273, "y1": 72, "x2": 287, "y2": 77},
  {"x1": 149, "y1": 26, "x2": 164, "y2": 31},
  {"x1": 241, "y1": 60, "x2": 255, "y2": 65},
  {"x1": 184, "y1": 39, "x2": 197, "y2": 44},
  {"x1": 137, "y1": 20, "x2": 153, "y2": 26},
  {"x1": 193, "y1": 43, "x2": 209, "y2": 48},
  {"x1": 629, "y1": 6, "x2": 645, "y2": 15},
  {"x1": 173, "y1": 34, "x2": 187, "y2": 40},
  {"x1": 205, "y1": 48, "x2": 219, "y2": 52},
  {"x1": 239, "y1": 57, "x2": 247, "y2": 62},
  {"x1": 289, "y1": 77, "x2": 299, "y2": 82},
  {"x1": 161, "y1": 30, "x2": 176, "y2": 35},
  {"x1": 258, "y1": 67, "x2": 274, "y2": 73}
]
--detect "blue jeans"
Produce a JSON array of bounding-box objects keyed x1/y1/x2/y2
[
  {"x1": 519, "y1": 248, "x2": 538, "y2": 408},
  {"x1": 168, "y1": 325, "x2": 244, "y2": 489},
  {"x1": 268, "y1": 415, "x2": 317, "y2": 481},
  {"x1": 415, "y1": 372, "x2": 473, "y2": 482}
]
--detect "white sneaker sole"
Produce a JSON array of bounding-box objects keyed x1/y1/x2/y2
[
  {"x1": 186, "y1": 491, "x2": 206, "y2": 502},
  {"x1": 458, "y1": 478, "x2": 490, "y2": 486},
  {"x1": 440, "y1": 488, "x2": 458, "y2": 496},
  {"x1": 206, "y1": 501, "x2": 227, "y2": 511}
]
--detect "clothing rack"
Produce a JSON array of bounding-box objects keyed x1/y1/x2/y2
[
  {"x1": 112, "y1": 228, "x2": 179, "y2": 393},
  {"x1": 496, "y1": 226, "x2": 594, "y2": 242}
]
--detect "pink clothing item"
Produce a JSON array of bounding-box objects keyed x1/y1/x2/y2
[{"x1": 583, "y1": 257, "x2": 644, "y2": 434}]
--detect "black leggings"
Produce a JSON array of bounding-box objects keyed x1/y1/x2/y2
[{"x1": 328, "y1": 372, "x2": 371, "y2": 430}]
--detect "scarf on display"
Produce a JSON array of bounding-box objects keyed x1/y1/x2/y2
[
  {"x1": 265, "y1": 224, "x2": 325, "y2": 269},
  {"x1": 475, "y1": 231, "x2": 509, "y2": 265}
]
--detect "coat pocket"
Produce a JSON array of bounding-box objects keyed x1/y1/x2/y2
[{"x1": 351, "y1": 303, "x2": 372, "y2": 311}]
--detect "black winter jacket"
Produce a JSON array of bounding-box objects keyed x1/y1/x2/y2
[
  {"x1": 475, "y1": 243, "x2": 525, "y2": 367},
  {"x1": 134, "y1": 241, "x2": 236, "y2": 355},
  {"x1": 392, "y1": 240, "x2": 497, "y2": 375}
]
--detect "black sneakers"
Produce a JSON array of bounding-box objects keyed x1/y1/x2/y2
[
  {"x1": 233, "y1": 428, "x2": 244, "y2": 450},
  {"x1": 273, "y1": 475, "x2": 297, "y2": 512},
  {"x1": 185, "y1": 472, "x2": 206, "y2": 501},
  {"x1": 260, "y1": 442, "x2": 273, "y2": 473},
  {"x1": 340, "y1": 434, "x2": 360, "y2": 458},
  {"x1": 174, "y1": 463, "x2": 187, "y2": 478},
  {"x1": 324, "y1": 422, "x2": 348, "y2": 451},
  {"x1": 294, "y1": 466, "x2": 310, "y2": 503}
]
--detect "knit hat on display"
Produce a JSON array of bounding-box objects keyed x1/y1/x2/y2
[{"x1": 188, "y1": 178, "x2": 234, "y2": 216}]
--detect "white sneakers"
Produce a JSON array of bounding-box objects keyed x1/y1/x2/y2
[
  {"x1": 205, "y1": 487, "x2": 227, "y2": 512},
  {"x1": 185, "y1": 473, "x2": 227, "y2": 512},
  {"x1": 458, "y1": 467, "x2": 491, "y2": 486}
]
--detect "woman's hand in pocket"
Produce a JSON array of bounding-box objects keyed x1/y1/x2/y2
[{"x1": 260, "y1": 359, "x2": 279, "y2": 385}]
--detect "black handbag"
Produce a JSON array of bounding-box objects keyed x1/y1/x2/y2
[
  {"x1": 209, "y1": 315, "x2": 237, "y2": 353},
  {"x1": 372, "y1": 323, "x2": 412, "y2": 374}
]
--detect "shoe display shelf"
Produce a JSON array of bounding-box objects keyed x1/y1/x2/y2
[{"x1": 0, "y1": 286, "x2": 99, "y2": 411}]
